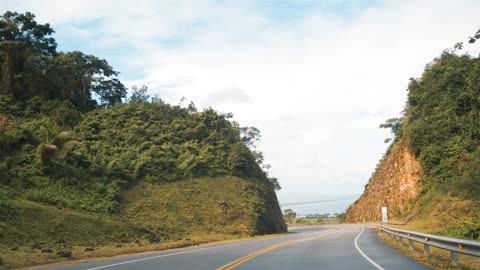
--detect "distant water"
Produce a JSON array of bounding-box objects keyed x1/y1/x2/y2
[{"x1": 280, "y1": 198, "x2": 356, "y2": 217}]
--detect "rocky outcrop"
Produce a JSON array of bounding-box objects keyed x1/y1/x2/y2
[{"x1": 345, "y1": 141, "x2": 422, "y2": 223}]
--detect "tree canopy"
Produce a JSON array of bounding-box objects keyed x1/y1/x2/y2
[
  {"x1": 0, "y1": 11, "x2": 126, "y2": 111},
  {"x1": 0, "y1": 11, "x2": 57, "y2": 96}
]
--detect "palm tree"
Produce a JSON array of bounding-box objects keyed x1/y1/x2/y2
[{"x1": 36, "y1": 126, "x2": 80, "y2": 164}]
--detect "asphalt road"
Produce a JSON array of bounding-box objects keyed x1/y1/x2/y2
[{"x1": 39, "y1": 224, "x2": 431, "y2": 270}]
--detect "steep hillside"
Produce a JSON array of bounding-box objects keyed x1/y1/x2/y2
[
  {"x1": 122, "y1": 177, "x2": 286, "y2": 237},
  {"x1": 0, "y1": 177, "x2": 284, "y2": 269},
  {"x1": 345, "y1": 141, "x2": 422, "y2": 223},
  {"x1": 0, "y1": 98, "x2": 286, "y2": 269},
  {"x1": 346, "y1": 51, "x2": 480, "y2": 239},
  {"x1": 0, "y1": 11, "x2": 286, "y2": 268}
]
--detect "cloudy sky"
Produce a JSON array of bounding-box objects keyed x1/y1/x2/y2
[{"x1": 2, "y1": 0, "x2": 479, "y2": 203}]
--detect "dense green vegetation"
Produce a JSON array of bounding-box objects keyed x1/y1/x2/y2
[
  {"x1": 0, "y1": 12, "x2": 126, "y2": 110},
  {"x1": 0, "y1": 11, "x2": 285, "y2": 268},
  {"x1": 404, "y1": 52, "x2": 480, "y2": 199},
  {"x1": 0, "y1": 96, "x2": 278, "y2": 214},
  {"x1": 384, "y1": 48, "x2": 480, "y2": 200},
  {"x1": 0, "y1": 11, "x2": 280, "y2": 214},
  {"x1": 373, "y1": 33, "x2": 480, "y2": 239}
]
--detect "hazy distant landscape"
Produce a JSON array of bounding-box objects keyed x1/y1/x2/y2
[{"x1": 280, "y1": 196, "x2": 358, "y2": 217}]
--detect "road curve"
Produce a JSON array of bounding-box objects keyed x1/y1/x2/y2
[{"x1": 38, "y1": 224, "x2": 431, "y2": 270}]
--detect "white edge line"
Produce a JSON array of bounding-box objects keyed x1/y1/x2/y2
[
  {"x1": 85, "y1": 231, "x2": 322, "y2": 270},
  {"x1": 354, "y1": 227, "x2": 386, "y2": 270}
]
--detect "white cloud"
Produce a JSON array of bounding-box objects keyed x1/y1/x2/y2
[
  {"x1": 203, "y1": 86, "x2": 253, "y2": 106},
  {"x1": 2, "y1": 0, "x2": 480, "y2": 202}
]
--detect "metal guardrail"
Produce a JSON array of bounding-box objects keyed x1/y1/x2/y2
[{"x1": 379, "y1": 224, "x2": 480, "y2": 266}]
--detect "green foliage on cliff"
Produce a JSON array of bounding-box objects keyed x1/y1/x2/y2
[{"x1": 384, "y1": 38, "x2": 480, "y2": 200}]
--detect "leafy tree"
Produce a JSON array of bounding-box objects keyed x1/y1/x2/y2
[
  {"x1": 268, "y1": 177, "x2": 281, "y2": 191},
  {"x1": 283, "y1": 208, "x2": 296, "y2": 223},
  {"x1": 380, "y1": 117, "x2": 403, "y2": 143},
  {"x1": 454, "y1": 28, "x2": 480, "y2": 50},
  {"x1": 238, "y1": 126, "x2": 261, "y2": 148},
  {"x1": 36, "y1": 130, "x2": 80, "y2": 164},
  {"x1": 0, "y1": 11, "x2": 56, "y2": 96},
  {"x1": 50, "y1": 51, "x2": 126, "y2": 110},
  {"x1": 129, "y1": 85, "x2": 150, "y2": 103}
]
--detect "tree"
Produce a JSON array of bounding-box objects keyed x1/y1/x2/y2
[
  {"x1": 268, "y1": 177, "x2": 281, "y2": 191},
  {"x1": 237, "y1": 126, "x2": 261, "y2": 148},
  {"x1": 129, "y1": 85, "x2": 150, "y2": 103},
  {"x1": 35, "y1": 125, "x2": 80, "y2": 164},
  {"x1": 454, "y1": 28, "x2": 480, "y2": 51},
  {"x1": 51, "y1": 51, "x2": 126, "y2": 109},
  {"x1": 380, "y1": 117, "x2": 402, "y2": 143},
  {"x1": 283, "y1": 209, "x2": 296, "y2": 223},
  {"x1": 0, "y1": 11, "x2": 57, "y2": 96}
]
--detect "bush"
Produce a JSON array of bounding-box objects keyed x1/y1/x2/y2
[{"x1": 0, "y1": 187, "x2": 14, "y2": 220}]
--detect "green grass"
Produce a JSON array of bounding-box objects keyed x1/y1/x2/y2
[
  {"x1": 121, "y1": 176, "x2": 270, "y2": 238},
  {"x1": 388, "y1": 193, "x2": 480, "y2": 241},
  {"x1": 0, "y1": 176, "x2": 283, "y2": 269},
  {"x1": 0, "y1": 199, "x2": 144, "y2": 269}
]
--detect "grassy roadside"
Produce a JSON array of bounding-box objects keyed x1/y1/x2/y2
[
  {"x1": 21, "y1": 233, "x2": 288, "y2": 270},
  {"x1": 0, "y1": 177, "x2": 285, "y2": 269},
  {"x1": 377, "y1": 228, "x2": 480, "y2": 270}
]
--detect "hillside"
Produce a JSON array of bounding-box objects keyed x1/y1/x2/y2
[
  {"x1": 346, "y1": 50, "x2": 480, "y2": 240},
  {"x1": 0, "y1": 97, "x2": 286, "y2": 269},
  {"x1": 0, "y1": 12, "x2": 285, "y2": 269}
]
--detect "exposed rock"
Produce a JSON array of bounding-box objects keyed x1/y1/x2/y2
[{"x1": 345, "y1": 141, "x2": 422, "y2": 223}]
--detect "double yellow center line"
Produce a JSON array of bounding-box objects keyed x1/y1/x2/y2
[{"x1": 216, "y1": 230, "x2": 335, "y2": 270}]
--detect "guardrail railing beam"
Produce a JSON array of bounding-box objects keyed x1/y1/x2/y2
[{"x1": 379, "y1": 224, "x2": 480, "y2": 267}]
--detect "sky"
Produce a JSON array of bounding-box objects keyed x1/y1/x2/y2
[{"x1": 2, "y1": 0, "x2": 479, "y2": 203}]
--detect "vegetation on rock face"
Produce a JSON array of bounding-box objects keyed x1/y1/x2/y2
[
  {"x1": 347, "y1": 31, "x2": 480, "y2": 239},
  {"x1": 403, "y1": 51, "x2": 480, "y2": 199},
  {"x1": 0, "y1": 11, "x2": 286, "y2": 268}
]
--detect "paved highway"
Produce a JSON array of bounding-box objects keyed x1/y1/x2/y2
[{"x1": 39, "y1": 224, "x2": 431, "y2": 270}]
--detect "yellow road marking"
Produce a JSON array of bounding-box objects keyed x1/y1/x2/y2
[{"x1": 216, "y1": 230, "x2": 335, "y2": 270}]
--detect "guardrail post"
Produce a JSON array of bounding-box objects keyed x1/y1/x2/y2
[
  {"x1": 424, "y1": 244, "x2": 430, "y2": 257},
  {"x1": 450, "y1": 251, "x2": 459, "y2": 266},
  {"x1": 399, "y1": 236, "x2": 403, "y2": 244},
  {"x1": 408, "y1": 239, "x2": 414, "y2": 250}
]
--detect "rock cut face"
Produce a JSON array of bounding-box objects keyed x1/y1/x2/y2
[{"x1": 345, "y1": 141, "x2": 422, "y2": 223}]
